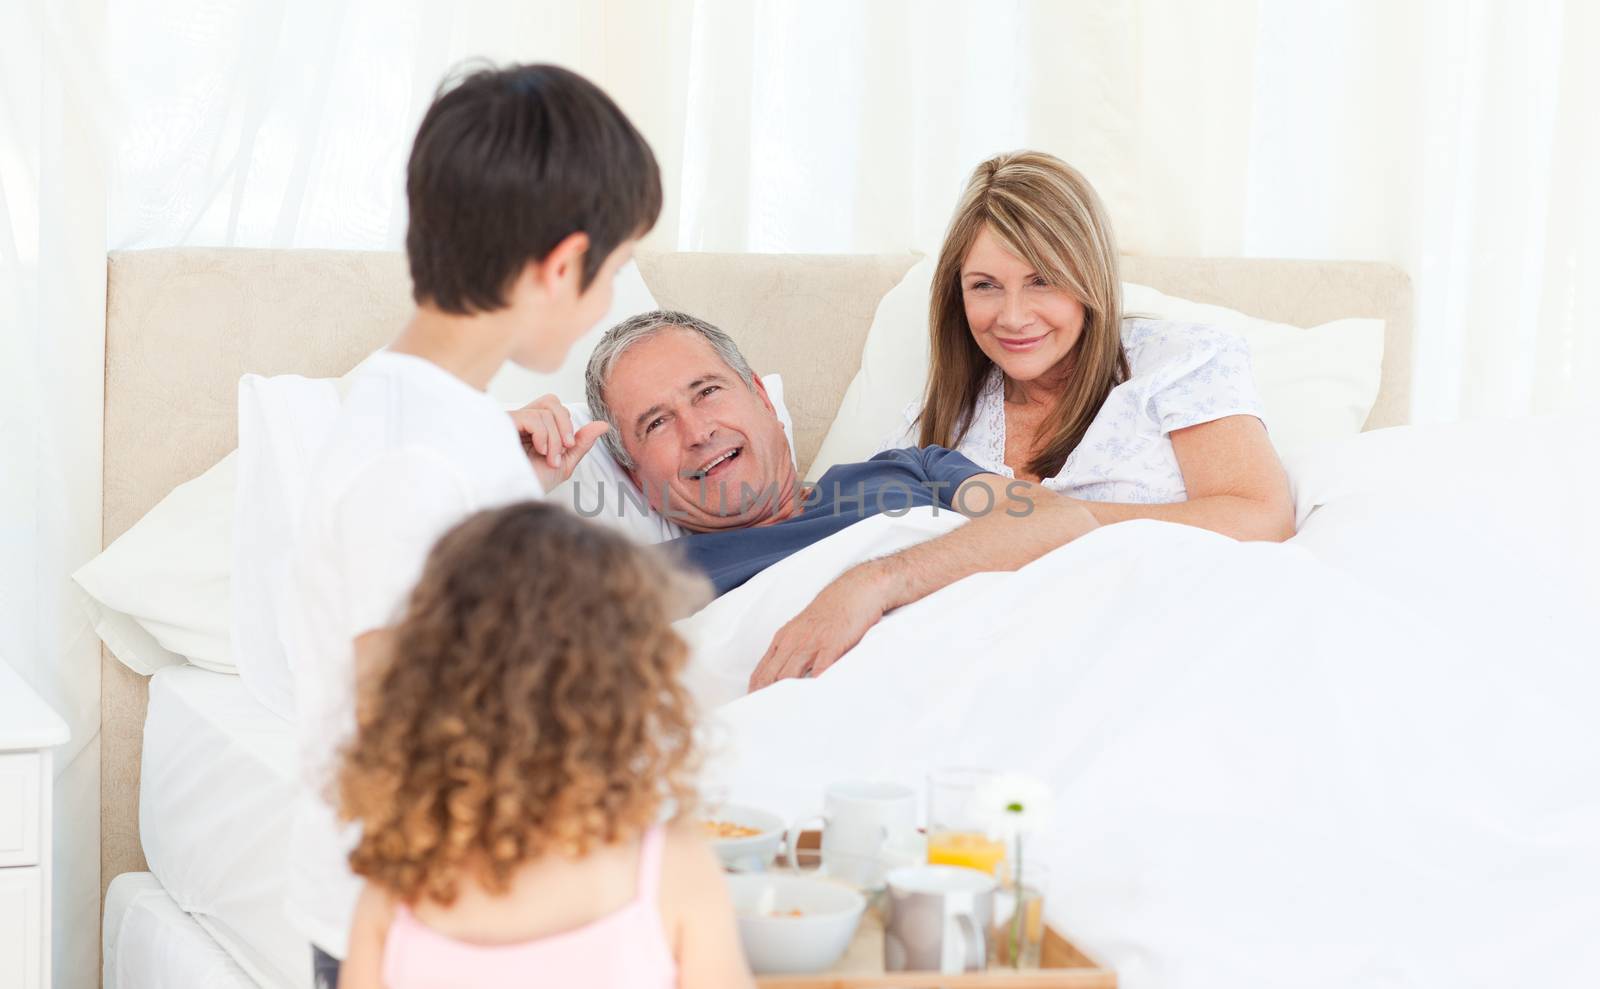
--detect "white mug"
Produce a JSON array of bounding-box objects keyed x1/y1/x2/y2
[
  {"x1": 786, "y1": 780, "x2": 918, "y2": 889},
  {"x1": 884, "y1": 865, "x2": 996, "y2": 974}
]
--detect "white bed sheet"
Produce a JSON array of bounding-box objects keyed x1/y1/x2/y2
[
  {"x1": 687, "y1": 415, "x2": 1600, "y2": 989},
  {"x1": 140, "y1": 665, "x2": 306, "y2": 988},
  {"x1": 103, "y1": 871, "x2": 257, "y2": 989}
]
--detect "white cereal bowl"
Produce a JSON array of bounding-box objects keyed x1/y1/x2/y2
[
  {"x1": 725, "y1": 873, "x2": 867, "y2": 974},
  {"x1": 702, "y1": 803, "x2": 787, "y2": 872}
]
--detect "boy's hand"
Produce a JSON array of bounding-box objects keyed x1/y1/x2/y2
[{"x1": 510, "y1": 394, "x2": 610, "y2": 490}]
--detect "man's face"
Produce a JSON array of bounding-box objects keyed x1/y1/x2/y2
[{"x1": 605, "y1": 329, "x2": 797, "y2": 531}]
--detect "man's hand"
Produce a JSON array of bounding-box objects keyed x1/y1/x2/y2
[
  {"x1": 747, "y1": 568, "x2": 892, "y2": 692},
  {"x1": 746, "y1": 476, "x2": 1099, "y2": 694},
  {"x1": 510, "y1": 394, "x2": 610, "y2": 490}
]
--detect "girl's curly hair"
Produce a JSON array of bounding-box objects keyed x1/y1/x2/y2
[{"x1": 337, "y1": 501, "x2": 707, "y2": 905}]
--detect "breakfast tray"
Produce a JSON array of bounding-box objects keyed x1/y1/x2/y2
[{"x1": 754, "y1": 907, "x2": 1116, "y2": 988}]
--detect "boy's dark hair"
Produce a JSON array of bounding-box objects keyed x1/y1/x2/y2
[{"x1": 406, "y1": 63, "x2": 662, "y2": 315}]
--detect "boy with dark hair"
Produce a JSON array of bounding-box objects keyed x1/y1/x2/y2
[
  {"x1": 284, "y1": 63, "x2": 660, "y2": 988},
  {"x1": 404, "y1": 63, "x2": 661, "y2": 321}
]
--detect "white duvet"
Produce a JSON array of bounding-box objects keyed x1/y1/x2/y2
[{"x1": 681, "y1": 415, "x2": 1600, "y2": 989}]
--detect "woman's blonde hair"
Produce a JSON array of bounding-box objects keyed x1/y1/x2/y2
[
  {"x1": 917, "y1": 151, "x2": 1130, "y2": 480},
  {"x1": 337, "y1": 502, "x2": 707, "y2": 906}
]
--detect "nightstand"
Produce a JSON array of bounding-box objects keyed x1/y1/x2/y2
[{"x1": 0, "y1": 658, "x2": 69, "y2": 989}]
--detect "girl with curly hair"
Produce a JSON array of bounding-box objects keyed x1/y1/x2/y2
[{"x1": 334, "y1": 502, "x2": 753, "y2": 988}]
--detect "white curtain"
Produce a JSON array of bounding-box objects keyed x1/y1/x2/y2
[
  {"x1": 1240, "y1": 0, "x2": 1600, "y2": 421},
  {"x1": 3, "y1": 2, "x2": 1595, "y2": 985},
  {"x1": 1, "y1": 3, "x2": 107, "y2": 989},
  {"x1": 105, "y1": 0, "x2": 1600, "y2": 423}
]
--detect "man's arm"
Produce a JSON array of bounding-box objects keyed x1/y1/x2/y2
[
  {"x1": 747, "y1": 473, "x2": 1098, "y2": 690},
  {"x1": 864, "y1": 473, "x2": 1098, "y2": 611}
]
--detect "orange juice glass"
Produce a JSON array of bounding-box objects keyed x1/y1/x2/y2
[
  {"x1": 925, "y1": 767, "x2": 1005, "y2": 876},
  {"x1": 926, "y1": 830, "x2": 1007, "y2": 874}
]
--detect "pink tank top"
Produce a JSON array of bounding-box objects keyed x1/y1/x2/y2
[{"x1": 380, "y1": 826, "x2": 676, "y2": 989}]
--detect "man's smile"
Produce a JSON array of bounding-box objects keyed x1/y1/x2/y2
[{"x1": 686, "y1": 445, "x2": 743, "y2": 480}]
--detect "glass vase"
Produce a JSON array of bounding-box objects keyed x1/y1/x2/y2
[{"x1": 989, "y1": 863, "x2": 1047, "y2": 969}]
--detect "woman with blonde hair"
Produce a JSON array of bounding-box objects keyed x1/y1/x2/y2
[{"x1": 888, "y1": 151, "x2": 1294, "y2": 540}]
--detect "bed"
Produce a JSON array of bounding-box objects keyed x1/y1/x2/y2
[
  {"x1": 103, "y1": 872, "x2": 255, "y2": 989},
  {"x1": 96, "y1": 247, "x2": 1429, "y2": 986},
  {"x1": 132, "y1": 664, "x2": 300, "y2": 985}
]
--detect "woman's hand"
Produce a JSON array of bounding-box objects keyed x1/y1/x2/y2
[
  {"x1": 509, "y1": 394, "x2": 610, "y2": 490},
  {"x1": 747, "y1": 568, "x2": 891, "y2": 692}
]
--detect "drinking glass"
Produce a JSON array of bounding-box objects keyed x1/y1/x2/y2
[{"x1": 924, "y1": 767, "x2": 1005, "y2": 877}]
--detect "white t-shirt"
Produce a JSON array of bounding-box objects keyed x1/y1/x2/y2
[
  {"x1": 881, "y1": 319, "x2": 1266, "y2": 503},
  {"x1": 283, "y1": 351, "x2": 543, "y2": 956}
]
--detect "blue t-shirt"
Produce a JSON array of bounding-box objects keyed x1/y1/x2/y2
[{"x1": 668, "y1": 446, "x2": 992, "y2": 596}]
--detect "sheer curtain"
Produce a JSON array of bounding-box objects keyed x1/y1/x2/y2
[
  {"x1": 106, "y1": 0, "x2": 1600, "y2": 421},
  {"x1": 670, "y1": 0, "x2": 1600, "y2": 421},
  {"x1": 1, "y1": 3, "x2": 106, "y2": 989},
  {"x1": 3, "y1": 2, "x2": 1595, "y2": 986},
  {"x1": 1240, "y1": 0, "x2": 1599, "y2": 421}
]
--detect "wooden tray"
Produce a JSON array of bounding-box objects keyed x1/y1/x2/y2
[{"x1": 753, "y1": 904, "x2": 1116, "y2": 988}]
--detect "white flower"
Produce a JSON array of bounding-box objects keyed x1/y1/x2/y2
[{"x1": 975, "y1": 772, "x2": 1053, "y2": 842}]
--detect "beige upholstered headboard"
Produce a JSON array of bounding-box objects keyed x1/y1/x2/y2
[{"x1": 99, "y1": 247, "x2": 1413, "y2": 898}]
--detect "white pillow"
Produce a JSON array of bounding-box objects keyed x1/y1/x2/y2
[
  {"x1": 808, "y1": 259, "x2": 1387, "y2": 475},
  {"x1": 75, "y1": 356, "x2": 371, "y2": 686},
  {"x1": 807, "y1": 255, "x2": 934, "y2": 477},
  {"x1": 78, "y1": 260, "x2": 661, "y2": 680},
  {"x1": 1120, "y1": 283, "x2": 1386, "y2": 456},
  {"x1": 234, "y1": 373, "x2": 343, "y2": 717},
  {"x1": 72, "y1": 454, "x2": 235, "y2": 675}
]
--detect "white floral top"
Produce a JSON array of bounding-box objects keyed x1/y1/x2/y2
[{"x1": 880, "y1": 319, "x2": 1266, "y2": 504}]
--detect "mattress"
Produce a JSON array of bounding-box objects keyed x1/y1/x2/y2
[
  {"x1": 103, "y1": 871, "x2": 257, "y2": 989},
  {"x1": 140, "y1": 665, "x2": 306, "y2": 988}
]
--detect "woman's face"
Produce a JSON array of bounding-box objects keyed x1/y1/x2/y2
[{"x1": 960, "y1": 224, "x2": 1086, "y2": 386}]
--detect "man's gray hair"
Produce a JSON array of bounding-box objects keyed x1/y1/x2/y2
[{"x1": 584, "y1": 309, "x2": 757, "y2": 468}]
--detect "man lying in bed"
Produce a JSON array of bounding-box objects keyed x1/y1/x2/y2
[{"x1": 578, "y1": 310, "x2": 1101, "y2": 691}]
